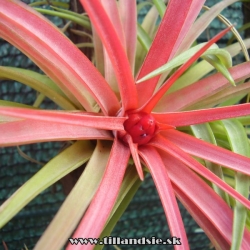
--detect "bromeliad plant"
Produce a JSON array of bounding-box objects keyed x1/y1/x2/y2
[{"x1": 1, "y1": 0, "x2": 250, "y2": 249}]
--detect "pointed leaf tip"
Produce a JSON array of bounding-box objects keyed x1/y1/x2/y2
[{"x1": 141, "y1": 26, "x2": 233, "y2": 113}]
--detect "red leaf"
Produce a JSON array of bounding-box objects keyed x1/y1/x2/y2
[
  {"x1": 67, "y1": 138, "x2": 130, "y2": 250},
  {"x1": 173, "y1": 185, "x2": 231, "y2": 250},
  {"x1": 136, "y1": 0, "x2": 205, "y2": 106},
  {"x1": 160, "y1": 151, "x2": 250, "y2": 249},
  {"x1": 163, "y1": 129, "x2": 250, "y2": 176},
  {"x1": 119, "y1": 0, "x2": 137, "y2": 73},
  {"x1": 0, "y1": 120, "x2": 112, "y2": 147},
  {"x1": 177, "y1": 0, "x2": 238, "y2": 54},
  {"x1": 100, "y1": 0, "x2": 125, "y2": 94},
  {"x1": 150, "y1": 134, "x2": 250, "y2": 210},
  {"x1": 0, "y1": 107, "x2": 125, "y2": 131},
  {"x1": 127, "y1": 135, "x2": 144, "y2": 180},
  {"x1": 80, "y1": 0, "x2": 138, "y2": 112},
  {"x1": 140, "y1": 27, "x2": 232, "y2": 113},
  {"x1": 153, "y1": 103, "x2": 250, "y2": 127},
  {"x1": 139, "y1": 146, "x2": 189, "y2": 249},
  {"x1": 0, "y1": 0, "x2": 120, "y2": 115},
  {"x1": 155, "y1": 61, "x2": 250, "y2": 112}
]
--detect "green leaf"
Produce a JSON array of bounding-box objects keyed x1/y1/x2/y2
[
  {"x1": 203, "y1": 49, "x2": 232, "y2": 68},
  {"x1": 136, "y1": 43, "x2": 219, "y2": 83},
  {"x1": 137, "y1": 23, "x2": 152, "y2": 52},
  {"x1": 169, "y1": 37, "x2": 250, "y2": 94},
  {"x1": 202, "y1": 54, "x2": 235, "y2": 86},
  {"x1": 0, "y1": 67, "x2": 76, "y2": 110},
  {"x1": 33, "y1": 93, "x2": 46, "y2": 108},
  {"x1": 218, "y1": 94, "x2": 246, "y2": 107},
  {"x1": 190, "y1": 123, "x2": 230, "y2": 204},
  {"x1": 220, "y1": 119, "x2": 250, "y2": 250},
  {"x1": 35, "y1": 140, "x2": 112, "y2": 250},
  {"x1": 0, "y1": 100, "x2": 36, "y2": 108},
  {"x1": 34, "y1": 7, "x2": 91, "y2": 29},
  {"x1": 0, "y1": 140, "x2": 94, "y2": 229},
  {"x1": 237, "y1": 116, "x2": 250, "y2": 126},
  {"x1": 167, "y1": 60, "x2": 213, "y2": 93},
  {"x1": 152, "y1": 0, "x2": 166, "y2": 18},
  {"x1": 29, "y1": 1, "x2": 69, "y2": 8},
  {"x1": 50, "y1": 6, "x2": 88, "y2": 19}
]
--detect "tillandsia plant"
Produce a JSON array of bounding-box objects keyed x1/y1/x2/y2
[{"x1": 1, "y1": 0, "x2": 250, "y2": 249}]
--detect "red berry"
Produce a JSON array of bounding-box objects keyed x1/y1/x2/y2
[{"x1": 123, "y1": 112, "x2": 157, "y2": 145}]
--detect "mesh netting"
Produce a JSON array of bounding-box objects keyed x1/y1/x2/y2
[{"x1": 0, "y1": 0, "x2": 244, "y2": 249}]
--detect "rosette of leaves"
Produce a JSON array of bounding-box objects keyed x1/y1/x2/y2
[{"x1": 1, "y1": 0, "x2": 250, "y2": 249}]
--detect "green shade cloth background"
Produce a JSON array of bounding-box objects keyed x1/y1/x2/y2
[{"x1": 0, "y1": 0, "x2": 244, "y2": 249}]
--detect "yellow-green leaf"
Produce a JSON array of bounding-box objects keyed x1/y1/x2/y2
[
  {"x1": 152, "y1": 0, "x2": 166, "y2": 18},
  {"x1": 191, "y1": 123, "x2": 229, "y2": 204},
  {"x1": 136, "y1": 43, "x2": 219, "y2": 83},
  {"x1": 0, "y1": 67, "x2": 76, "y2": 110},
  {"x1": 0, "y1": 140, "x2": 93, "y2": 229},
  {"x1": 202, "y1": 54, "x2": 235, "y2": 86},
  {"x1": 221, "y1": 119, "x2": 250, "y2": 250},
  {"x1": 35, "y1": 7, "x2": 91, "y2": 29},
  {"x1": 35, "y1": 140, "x2": 112, "y2": 250},
  {"x1": 96, "y1": 165, "x2": 142, "y2": 250}
]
